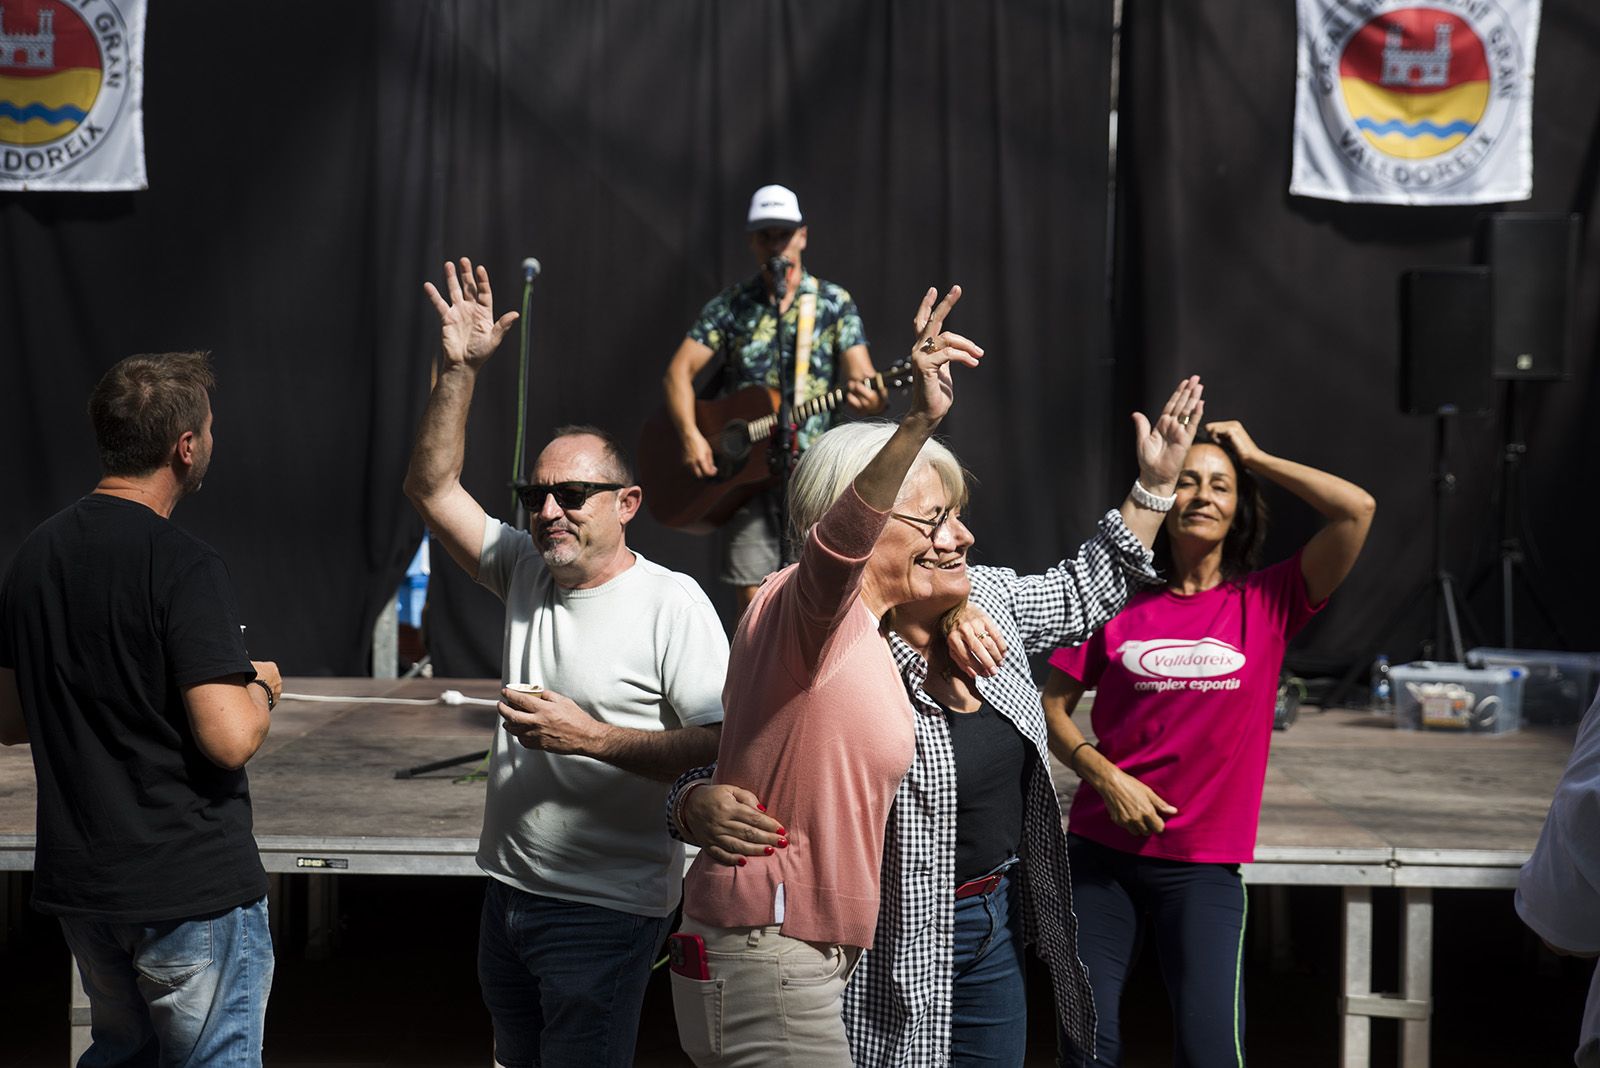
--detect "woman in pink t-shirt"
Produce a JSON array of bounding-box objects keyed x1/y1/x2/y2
[{"x1": 1044, "y1": 421, "x2": 1374, "y2": 1068}]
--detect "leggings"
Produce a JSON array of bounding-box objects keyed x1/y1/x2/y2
[{"x1": 1059, "y1": 835, "x2": 1248, "y2": 1068}]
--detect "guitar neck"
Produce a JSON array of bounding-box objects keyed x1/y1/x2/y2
[{"x1": 745, "y1": 372, "x2": 886, "y2": 444}]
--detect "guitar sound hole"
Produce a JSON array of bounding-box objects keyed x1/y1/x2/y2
[{"x1": 719, "y1": 422, "x2": 753, "y2": 470}]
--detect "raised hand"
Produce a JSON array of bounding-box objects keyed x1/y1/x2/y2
[
  {"x1": 912, "y1": 284, "x2": 961, "y2": 341},
  {"x1": 423, "y1": 257, "x2": 520, "y2": 372},
  {"x1": 905, "y1": 285, "x2": 983, "y2": 427},
  {"x1": 1130, "y1": 375, "x2": 1204, "y2": 491}
]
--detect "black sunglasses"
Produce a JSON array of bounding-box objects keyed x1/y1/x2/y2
[{"x1": 517, "y1": 481, "x2": 625, "y2": 510}]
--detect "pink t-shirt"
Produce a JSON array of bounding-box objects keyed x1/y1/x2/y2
[{"x1": 1048, "y1": 553, "x2": 1323, "y2": 864}]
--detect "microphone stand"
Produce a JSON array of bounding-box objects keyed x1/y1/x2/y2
[{"x1": 768, "y1": 257, "x2": 798, "y2": 564}]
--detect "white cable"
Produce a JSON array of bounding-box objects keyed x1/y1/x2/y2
[{"x1": 277, "y1": 689, "x2": 500, "y2": 708}]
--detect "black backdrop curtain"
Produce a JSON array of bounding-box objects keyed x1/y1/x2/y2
[
  {"x1": 0, "y1": 1, "x2": 1117, "y2": 677},
  {"x1": 7, "y1": 0, "x2": 1596, "y2": 680},
  {"x1": 1116, "y1": 0, "x2": 1600, "y2": 669}
]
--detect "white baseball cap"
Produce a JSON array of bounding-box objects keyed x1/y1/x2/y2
[{"x1": 746, "y1": 184, "x2": 804, "y2": 231}]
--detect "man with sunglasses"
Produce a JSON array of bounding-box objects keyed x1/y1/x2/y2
[{"x1": 406, "y1": 258, "x2": 728, "y2": 1068}]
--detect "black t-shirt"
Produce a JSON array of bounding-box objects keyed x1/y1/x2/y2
[
  {"x1": 944, "y1": 698, "x2": 1031, "y2": 882},
  {"x1": 0, "y1": 494, "x2": 265, "y2": 921}
]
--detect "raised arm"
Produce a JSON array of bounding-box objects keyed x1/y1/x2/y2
[
  {"x1": 1206, "y1": 421, "x2": 1375, "y2": 605},
  {"x1": 989, "y1": 378, "x2": 1201, "y2": 656},
  {"x1": 662, "y1": 336, "x2": 719, "y2": 478},
  {"x1": 403, "y1": 258, "x2": 520, "y2": 580},
  {"x1": 791, "y1": 287, "x2": 983, "y2": 639},
  {"x1": 1119, "y1": 376, "x2": 1205, "y2": 548},
  {"x1": 852, "y1": 287, "x2": 979, "y2": 515}
]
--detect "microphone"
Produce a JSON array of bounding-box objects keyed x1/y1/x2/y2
[
  {"x1": 521, "y1": 257, "x2": 542, "y2": 282},
  {"x1": 767, "y1": 256, "x2": 790, "y2": 301}
]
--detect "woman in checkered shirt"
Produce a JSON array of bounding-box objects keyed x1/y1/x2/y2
[{"x1": 670, "y1": 377, "x2": 1208, "y2": 1066}]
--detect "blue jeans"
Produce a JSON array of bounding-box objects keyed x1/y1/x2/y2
[
  {"x1": 1059, "y1": 835, "x2": 1248, "y2": 1068},
  {"x1": 58, "y1": 896, "x2": 274, "y2": 1067},
  {"x1": 478, "y1": 877, "x2": 671, "y2": 1068},
  {"x1": 951, "y1": 867, "x2": 1028, "y2": 1067}
]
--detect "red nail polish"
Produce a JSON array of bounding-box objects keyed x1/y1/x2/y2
[
  {"x1": 763, "y1": 845, "x2": 775, "y2": 856},
  {"x1": 776, "y1": 826, "x2": 787, "y2": 836},
  {"x1": 756, "y1": 803, "x2": 767, "y2": 812},
  {"x1": 737, "y1": 856, "x2": 747, "y2": 867},
  {"x1": 778, "y1": 838, "x2": 788, "y2": 848}
]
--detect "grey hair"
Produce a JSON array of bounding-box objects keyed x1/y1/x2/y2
[{"x1": 786, "y1": 421, "x2": 969, "y2": 545}]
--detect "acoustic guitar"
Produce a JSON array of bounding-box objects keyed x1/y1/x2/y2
[{"x1": 638, "y1": 359, "x2": 915, "y2": 533}]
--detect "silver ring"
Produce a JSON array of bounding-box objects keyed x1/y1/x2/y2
[
  {"x1": 920, "y1": 336, "x2": 939, "y2": 353},
  {"x1": 1179, "y1": 414, "x2": 1192, "y2": 428}
]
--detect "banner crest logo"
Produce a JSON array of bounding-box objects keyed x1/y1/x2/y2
[
  {"x1": 1293, "y1": 0, "x2": 1538, "y2": 205},
  {"x1": 0, "y1": 0, "x2": 144, "y2": 190}
]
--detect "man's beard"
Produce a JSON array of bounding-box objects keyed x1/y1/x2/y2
[
  {"x1": 540, "y1": 541, "x2": 580, "y2": 568},
  {"x1": 537, "y1": 525, "x2": 580, "y2": 568},
  {"x1": 180, "y1": 452, "x2": 210, "y2": 495}
]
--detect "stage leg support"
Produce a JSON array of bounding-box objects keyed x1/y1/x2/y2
[
  {"x1": 1340, "y1": 886, "x2": 1373, "y2": 1068},
  {"x1": 1339, "y1": 886, "x2": 1434, "y2": 1067},
  {"x1": 305, "y1": 873, "x2": 339, "y2": 960},
  {"x1": 1401, "y1": 888, "x2": 1434, "y2": 1067}
]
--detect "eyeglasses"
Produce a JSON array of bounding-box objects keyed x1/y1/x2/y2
[
  {"x1": 889, "y1": 506, "x2": 956, "y2": 537},
  {"x1": 517, "y1": 481, "x2": 624, "y2": 511}
]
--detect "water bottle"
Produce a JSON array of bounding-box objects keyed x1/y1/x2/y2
[{"x1": 1371, "y1": 654, "x2": 1394, "y2": 713}]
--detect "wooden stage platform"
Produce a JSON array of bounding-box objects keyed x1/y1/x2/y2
[{"x1": 0, "y1": 677, "x2": 1578, "y2": 1067}]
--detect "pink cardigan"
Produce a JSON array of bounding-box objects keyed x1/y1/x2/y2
[{"x1": 681, "y1": 487, "x2": 915, "y2": 948}]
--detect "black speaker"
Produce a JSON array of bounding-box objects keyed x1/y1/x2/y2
[
  {"x1": 1478, "y1": 212, "x2": 1579, "y2": 380},
  {"x1": 1399, "y1": 267, "x2": 1493, "y2": 416}
]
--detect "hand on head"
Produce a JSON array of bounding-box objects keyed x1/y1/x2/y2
[
  {"x1": 1130, "y1": 375, "x2": 1205, "y2": 491},
  {"x1": 423, "y1": 257, "x2": 521, "y2": 371},
  {"x1": 1200, "y1": 419, "x2": 1260, "y2": 468}
]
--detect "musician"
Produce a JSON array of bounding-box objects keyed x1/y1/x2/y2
[{"x1": 663, "y1": 184, "x2": 887, "y2": 608}]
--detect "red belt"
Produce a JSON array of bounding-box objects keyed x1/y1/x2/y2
[{"x1": 954, "y1": 873, "x2": 1003, "y2": 898}]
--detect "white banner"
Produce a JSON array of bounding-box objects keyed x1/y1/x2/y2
[
  {"x1": 1291, "y1": 0, "x2": 1539, "y2": 206},
  {"x1": 0, "y1": 0, "x2": 147, "y2": 191}
]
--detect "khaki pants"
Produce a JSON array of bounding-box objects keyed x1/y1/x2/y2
[{"x1": 670, "y1": 916, "x2": 862, "y2": 1067}]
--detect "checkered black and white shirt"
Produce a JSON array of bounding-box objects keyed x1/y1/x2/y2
[{"x1": 668, "y1": 511, "x2": 1155, "y2": 1066}]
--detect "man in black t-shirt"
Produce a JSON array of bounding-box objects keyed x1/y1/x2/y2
[{"x1": 0, "y1": 352, "x2": 280, "y2": 1066}]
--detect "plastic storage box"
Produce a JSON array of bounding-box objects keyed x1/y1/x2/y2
[
  {"x1": 1465, "y1": 647, "x2": 1600, "y2": 726},
  {"x1": 1392, "y1": 661, "x2": 1525, "y2": 734}
]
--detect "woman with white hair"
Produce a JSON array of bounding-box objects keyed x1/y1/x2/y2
[
  {"x1": 669, "y1": 285, "x2": 985, "y2": 1066},
  {"x1": 670, "y1": 293, "x2": 1206, "y2": 1066}
]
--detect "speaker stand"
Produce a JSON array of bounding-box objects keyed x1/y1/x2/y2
[
  {"x1": 1325, "y1": 413, "x2": 1480, "y2": 707},
  {"x1": 1465, "y1": 380, "x2": 1569, "y2": 649}
]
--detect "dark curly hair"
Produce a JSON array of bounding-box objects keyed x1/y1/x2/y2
[{"x1": 1152, "y1": 433, "x2": 1269, "y2": 583}]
